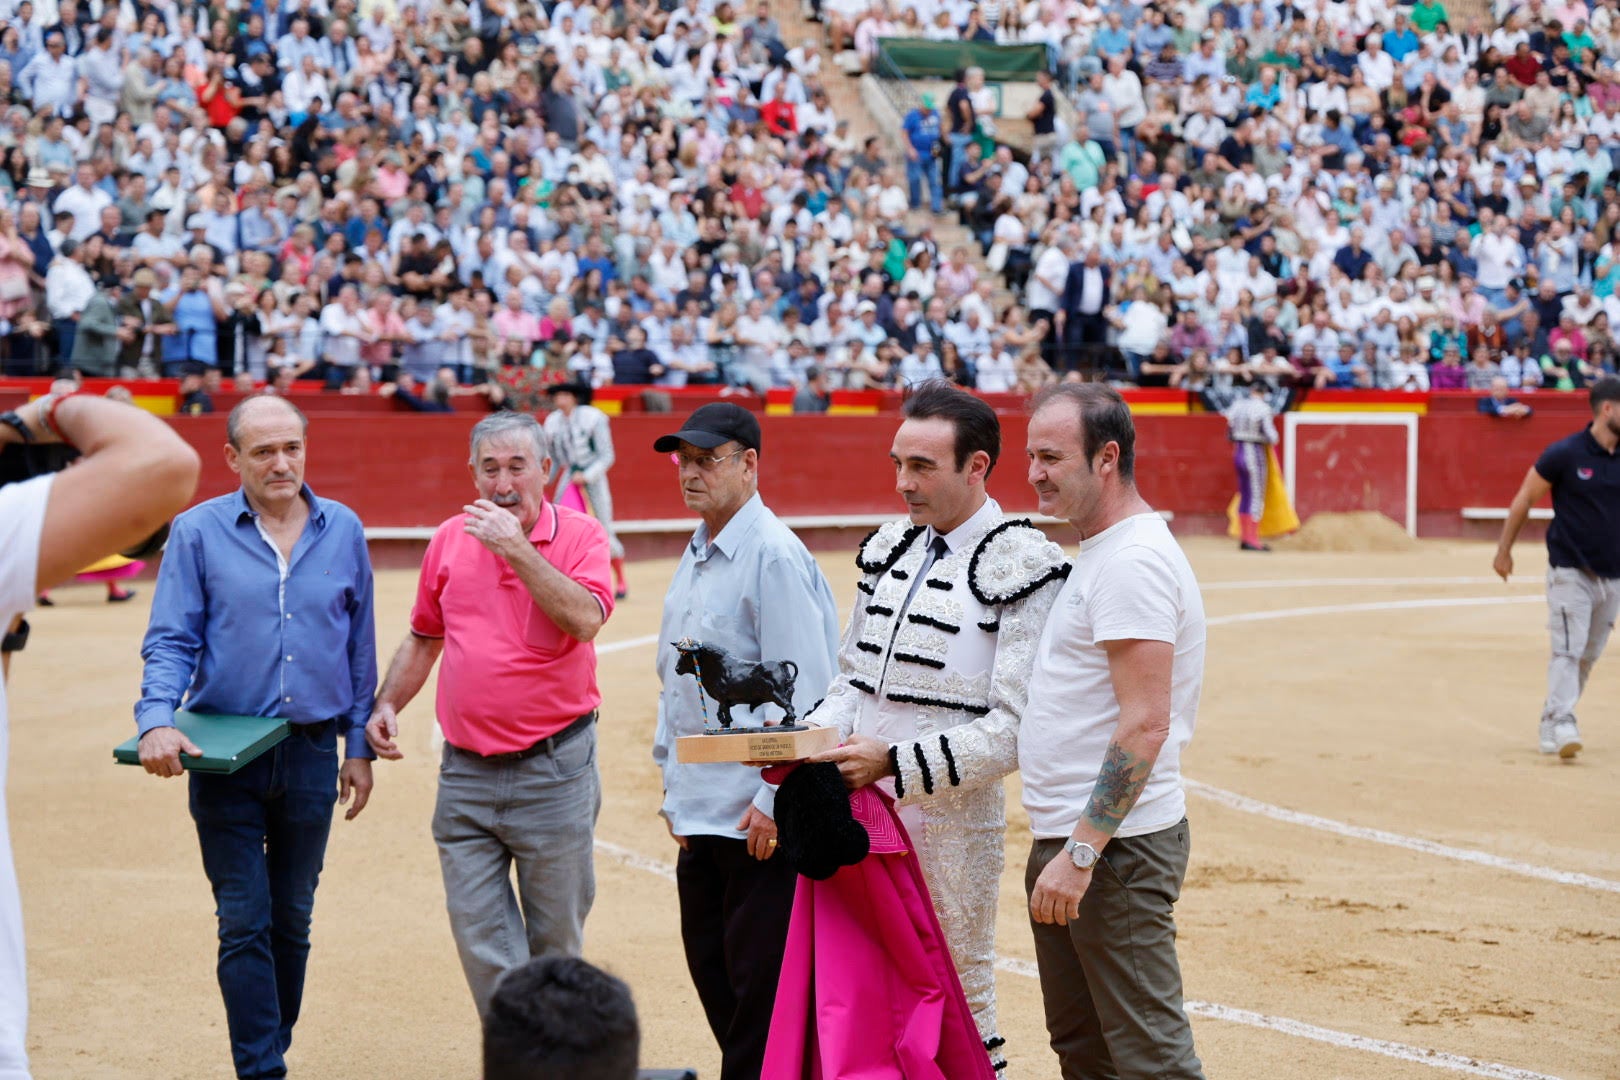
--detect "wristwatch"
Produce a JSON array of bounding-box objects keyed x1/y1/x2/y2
[
  {"x1": 2, "y1": 618, "x2": 28, "y2": 654},
  {"x1": 1064, "y1": 838, "x2": 1101, "y2": 871},
  {"x1": 0, "y1": 410, "x2": 34, "y2": 445}
]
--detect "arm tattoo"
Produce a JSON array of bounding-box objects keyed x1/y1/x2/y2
[{"x1": 1081, "y1": 741, "x2": 1153, "y2": 837}]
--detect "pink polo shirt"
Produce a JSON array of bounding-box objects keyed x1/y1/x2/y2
[{"x1": 410, "y1": 501, "x2": 614, "y2": 755}]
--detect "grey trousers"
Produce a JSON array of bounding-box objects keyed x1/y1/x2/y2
[
  {"x1": 432, "y1": 725, "x2": 601, "y2": 1017},
  {"x1": 1544, "y1": 567, "x2": 1620, "y2": 725},
  {"x1": 1025, "y1": 821, "x2": 1204, "y2": 1080}
]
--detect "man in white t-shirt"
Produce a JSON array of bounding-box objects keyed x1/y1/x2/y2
[
  {"x1": 1019, "y1": 383, "x2": 1207, "y2": 1080},
  {"x1": 0, "y1": 391, "x2": 200, "y2": 1080}
]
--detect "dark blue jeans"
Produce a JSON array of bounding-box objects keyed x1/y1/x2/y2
[{"x1": 189, "y1": 722, "x2": 339, "y2": 1079}]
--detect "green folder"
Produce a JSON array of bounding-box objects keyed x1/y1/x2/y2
[{"x1": 113, "y1": 711, "x2": 291, "y2": 775}]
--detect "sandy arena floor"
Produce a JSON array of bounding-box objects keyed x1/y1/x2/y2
[{"x1": 6, "y1": 529, "x2": 1618, "y2": 1079}]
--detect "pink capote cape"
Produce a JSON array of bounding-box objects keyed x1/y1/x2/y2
[{"x1": 760, "y1": 775, "x2": 997, "y2": 1080}]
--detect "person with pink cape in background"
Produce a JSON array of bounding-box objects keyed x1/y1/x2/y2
[
  {"x1": 760, "y1": 760, "x2": 998, "y2": 1080},
  {"x1": 543, "y1": 382, "x2": 628, "y2": 598}
]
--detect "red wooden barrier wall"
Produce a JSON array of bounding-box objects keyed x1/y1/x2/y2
[
  {"x1": 164, "y1": 411, "x2": 1263, "y2": 534},
  {"x1": 160, "y1": 409, "x2": 1565, "y2": 540}
]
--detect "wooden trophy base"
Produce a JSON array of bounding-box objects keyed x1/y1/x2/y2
[{"x1": 675, "y1": 725, "x2": 840, "y2": 764}]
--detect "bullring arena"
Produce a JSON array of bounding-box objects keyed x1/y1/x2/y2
[{"x1": 5, "y1": 389, "x2": 1618, "y2": 1079}]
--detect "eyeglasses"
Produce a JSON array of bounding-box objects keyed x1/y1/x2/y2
[{"x1": 671, "y1": 449, "x2": 745, "y2": 471}]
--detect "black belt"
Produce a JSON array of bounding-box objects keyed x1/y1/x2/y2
[
  {"x1": 457, "y1": 711, "x2": 597, "y2": 763},
  {"x1": 291, "y1": 719, "x2": 337, "y2": 734}
]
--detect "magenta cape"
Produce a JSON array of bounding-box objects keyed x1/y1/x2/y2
[
  {"x1": 556, "y1": 482, "x2": 589, "y2": 514},
  {"x1": 761, "y1": 783, "x2": 996, "y2": 1080}
]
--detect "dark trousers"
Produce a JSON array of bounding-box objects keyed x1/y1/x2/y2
[
  {"x1": 1061, "y1": 312, "x2": 1110, "y2": 374},
  {"x1": 1031, "y1": 307, "x2": 1059, "y2": 367},
  {"x1": 676, "y1": 835, "x2": 797, "y2": 1080},
  {"x1": 51, "y1": 318, "x2": 75, "y2": 366},
  {"x1": 189, "y1": 722, "x2": 339, "y2": 1079},
  {"x1": 1025, "y1": 820, "x2": 1204, "y2": 1080}
]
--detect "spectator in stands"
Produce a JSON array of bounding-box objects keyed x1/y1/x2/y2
[
  {"x1": 794, "y1": 365, "x2": 832, "y2": 412},
  {"x1": 611, "y1": 326, "x2": 666, "y2": 386},
  {"x1": 1057, "y1": 246, "x2": 1111, "y2": 374},
  {"x1": 69, "y1": 280, "x2": 120, "y2": 377},
  {"x1": 0, "y1": 0, "x2": 1603, "y2": 405},
  {"x1": 1431, "y1": 343, "x2": 1470, "y2": 389},
  {"x1": 903, "y1": 95, "x2": 945, "y2": 215},
  {"x1": 1478, "y1": 377, "x2": 1534, "y2": 418},
  {"x1": 44, "y1": 239, "x2": 94, "y2": 364}
]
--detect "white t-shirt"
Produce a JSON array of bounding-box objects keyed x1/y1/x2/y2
[
  {"x1": 1027, "y1": 247, "x2": 1069, "y2": 312},
  {"x1": 1019, "y1": 512, "x2": 1205, "y2": 840},
  {"x1": 0, "y1": 473, "x2": 51, "y2": 1080}
]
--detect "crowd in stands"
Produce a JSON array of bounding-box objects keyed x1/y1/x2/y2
[
  {"x1": 885, "y1": 0, "x2": 1620, "y2": 394},
  {"x1": 0, "y1": 0, "x2": 1613, "y2": 404}
]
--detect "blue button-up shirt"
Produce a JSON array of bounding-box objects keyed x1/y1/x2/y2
[
  {"x1": 653, "y1": 494, "x2": 840, "y2": 837},
  {"x1": 136, "y1": 486, "x2": 378, "y2": 759}
]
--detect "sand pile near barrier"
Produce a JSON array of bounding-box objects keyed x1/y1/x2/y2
[{"x1": 1278, "y1": 512, "x2": 1421, "y2": 553}]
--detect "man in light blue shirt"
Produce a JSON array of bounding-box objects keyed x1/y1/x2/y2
[
  {"x1": 651, "y1": 403, "x2": 839, "y2": 1080},
  {"x1": 135, "y1": 396, "x2": 377, "y2": 1080},
  {"x1": 275, "y1": 18, "x2": 321, "y2": 72},
  {"x1": 18, "y1": 34, "x2": 76, "y2": 114}
]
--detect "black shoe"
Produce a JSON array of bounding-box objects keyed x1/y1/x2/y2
[
  {"x1": 108, "y1": 588, "x2": 137, "y2": 603},
  {"x1": 614, "y1": 588, "x2": 628, "y2": 601},
  {"x1": 36, "y1": 595, "x2": 53, "y2": 606},
  {"x1": 1239, "y1": 542, "x2": 1272, "y2": 552}
]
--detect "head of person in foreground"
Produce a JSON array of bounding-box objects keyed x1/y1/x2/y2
[{"x1": 483, "y1": 956, "x2": 640, "y2": 1080}]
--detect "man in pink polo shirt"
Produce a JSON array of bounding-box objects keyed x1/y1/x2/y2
[{"x1": 366, "y1": 411, "x2": 614, "y2": 1017}]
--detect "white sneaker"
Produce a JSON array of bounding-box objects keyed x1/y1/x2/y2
[
  {"x1": 1554, "y1": 719, "x2": 1583, "y2": 760},
  {"x1": 1539, "y1": 719, "x2": 1558, "y2": 754}
]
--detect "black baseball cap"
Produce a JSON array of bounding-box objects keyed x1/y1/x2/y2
[{"x1": 653, "y1": 402, "x2": 761, "y2": 454}]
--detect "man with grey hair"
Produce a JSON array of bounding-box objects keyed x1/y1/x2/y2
[{"x1": 366, "y1": 412, "x2": 616, "y2": 1018}]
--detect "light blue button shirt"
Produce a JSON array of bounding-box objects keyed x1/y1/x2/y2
[{"x1": 653, "y1": 493, "x2": 840, "y2": 838}]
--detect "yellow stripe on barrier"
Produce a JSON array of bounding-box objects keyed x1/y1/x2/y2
[
  {"x1": 1297, "y1": 401, "x2": 1427, "y2": 415},
  {"x1": 135, "y1": 395, "x2": 176, "y2": 416},
  {"x1": 1127, "y1": 402, "x2": 1190, "y2": 416}
]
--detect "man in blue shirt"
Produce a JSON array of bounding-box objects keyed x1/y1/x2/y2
[
  {"x1": 1494, "y1": 377, "x2": 1620, "y2": 760},
  {"x1": 1382, "y1": 13, "x2": 1420, "y2": 61},
  {"x1": 1093, "y1": 11, "x2": 1132, "y2": 59},
  {"x1": 651, "y1": 403, "x2": 839, "y2": 1080},
  {"x1": 135, "y1": 395, "x2": 378, "y2": 1080},
  {"x1": 902, "y1": 94, "x2": 944, "y2": 215}
]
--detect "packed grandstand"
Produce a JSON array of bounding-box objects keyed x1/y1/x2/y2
[{"x1": 0, "y1": 0, "x2": 1613, "y2": 404}]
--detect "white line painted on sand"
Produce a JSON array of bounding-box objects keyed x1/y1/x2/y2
[
  {"x1": 1206, "y1": 594, "x2": 1545, "y2": 627},
  {"x1": 597, "y1": 633, "x2": 660, "y2": 655},
  {"x1": 1201, "y1": 576, "x2": 1519, "y2": 592},
  {"x1": 588, "y1": 843, "x2": 1563, "y2": 1078},
  {"x1": 1175, "y1": 1003, "x2": 1562, "y2": 1080},
  {"x1": 1185, "y1": 781, "x2": 1620, "y2": 894},
  {"x1": 991, "y1": 958, "x2": 1562, "y2": 1079},
  {"x1": 595, "y1": 588, "x2": 1547, "y2": 650},
  {"x1": 1194, "y1": 592, "x2": 1619, "y2": 893},
  {"x1": 595, "y1": 839, "x2": 677, "y2": 881}
]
